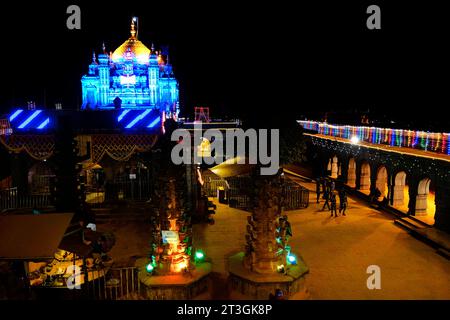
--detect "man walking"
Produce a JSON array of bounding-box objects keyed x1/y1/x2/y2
[
  {"x1": 316, "y1": 178, "x2": 322, "y2": 203},
  {"x1": 339, "y1": 189, "x2": 348, "y2": 216},
  {"x1": 330, "y1": 192, "x2": 338, "y2": 217},
  {"x1": 322, "y1": 186, "x2": 331, "y2": 211}
]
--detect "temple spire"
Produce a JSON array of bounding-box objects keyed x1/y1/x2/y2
[
  {"x1": 102, "y1": 42, "x2": 106, "y2": 54},
  {"x1": 92, "y1": 51, "x2": 97, "y2": 63},
  {"x1": 130, "y1": 17, "x2": 137, "y2": 38}
]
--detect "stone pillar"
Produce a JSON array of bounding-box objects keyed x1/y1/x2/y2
[
  {"x1": 150, "y1": 177, "x2": 192, "y2": 275},
  {"x1": 359, "y1": 167, "x2": 371, "y2": 191},
  {"x1": 244, "y1": 174, "x2": 288, "y2": 274},
  {"x1": 331, "y1": 158, "x2": 338, "y2": 179},
  {"x1": 347, "y1": 160, "x2": 356, "y2": 188},
  {"x1": 415, "y1": 194, "x2": 428, "y2": 216},
  {"x1": 392, "y1": 185, "x2": 405, "y2": 206},
  {"x1": 407, "y1": 178, "x2": 418, "y2": 215}
]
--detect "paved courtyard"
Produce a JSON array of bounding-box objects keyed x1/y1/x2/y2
[{"x1": 193, "y1": 178, "x2": 450, "y2": 300}]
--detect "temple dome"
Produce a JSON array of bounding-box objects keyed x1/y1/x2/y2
[
  {"x1": 111, "y1": 37, "x2": 151, "y2": 63},
  {"x1": 111, "y1": 19, "x2": 151, "y2": 64}
]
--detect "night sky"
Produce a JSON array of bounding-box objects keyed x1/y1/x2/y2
[{"x1": 0, "y1": 1, "x2": 447, "y2": 130}]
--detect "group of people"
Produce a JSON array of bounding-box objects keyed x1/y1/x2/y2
[{"x1": 316, "y1": 177, "x2": 348, "y2": 217}]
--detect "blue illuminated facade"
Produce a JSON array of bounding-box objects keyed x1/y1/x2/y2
[{"x1": 81, "y1": 18, "x2": 179, "y2": 117}]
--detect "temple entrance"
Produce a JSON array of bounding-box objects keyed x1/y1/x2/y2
[
  {"x1": 83, "y1": 162, "x2": 106, "y2": 205},
  {"x1": 392, "y1": 171, "x2": 409, "y2": 213},
  {"x1": 347, "y1": 158, "x2": 356, "y2": 187},
  {"x1": 359, "y1": 161, "x2": 371, "y2": 194},
  {"x1": 27, "y1": 162, "x2": 55, "y2": 195},
  {"x1": 102, "y1": 157, "x2": 152, "y2": 202},
  {"x1": 375, "y1": 166, "x2": 388, "y2": 201},
  {"x1": 415, "y1": 178, "x2": 436, "y2": 225}
]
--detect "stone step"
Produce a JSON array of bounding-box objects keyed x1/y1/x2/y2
[
  {"x1": 399, "y1": 217, "x2": 428, "y2": 230},
  {"x1": 394, "y1": 219, "x2": 416, "y2": 233},
  {"x1": 403, "y1": 215, "x2": 433, "y2": 228},
  {"x1": 436, "y1": 248, "x2": 450, "y2": 260}
]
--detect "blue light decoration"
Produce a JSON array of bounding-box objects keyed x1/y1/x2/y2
[
  {"x1": 117, "y1": 109, "x2": 131, "y2": 122},
  {"x1": 7, "y1": 109, "x2": 53, "y2": 131},
  {"x1": 116, "y1": 109, "x2": 161, "y2": 131},
  {"x1": 81, "y1": 17, "x2": 180, "y2": 120},
  {"x1": 147, "y1": 116, "x2": 160, "y2": 128},
  {"x1": 125, "y1": 109, "x2": 152, "y2": 129},
  {"x1": 37, "y1": 118, "x2": 50, "y2": 129},
  {"x1": 18, "y1": 110, "x2": 43, "y2": 129},
  {"x1": 9, "y1": 109, "x2": 23, "y2": 121}
]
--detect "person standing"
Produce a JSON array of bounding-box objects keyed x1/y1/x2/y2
[
  {"x1": 330, "y1": 180, "x2": 336, "y2": 192},
  {"x1": 330, "y1": 192, "x2": 338, "y2": 217},
  {"x1": 339, "y1": 189, "x2": 348, "y2": 216},
  {"x1": 322, "y1": 186, "x2": 330, "y2": 211},
  {"x1": 316, "y1": 178, "x2": 322, "y2": 203}
]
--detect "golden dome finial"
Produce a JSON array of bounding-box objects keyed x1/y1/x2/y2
[{"x1": 130, "y1": 17, "x2": 137, "y2": 38}]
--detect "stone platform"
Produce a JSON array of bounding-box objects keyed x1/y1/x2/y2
[
  {"x1": 136, "y1": 258, "x2": 212, "y2": 300},
  {"x1": 227, "y1": 252, "x2": 309, "y2": 300}
]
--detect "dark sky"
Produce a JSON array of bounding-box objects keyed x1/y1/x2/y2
[{"x1": 0, "y1": 1, "x2": 447, "y2": 129}]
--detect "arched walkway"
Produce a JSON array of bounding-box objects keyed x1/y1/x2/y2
[
  {"x1": 375, "y1": 166, "x2": 388, "y2": 200},
  {"x1": 359, "y1": 161, "x2": 371, "y2": 194},
  {"x1": 415, "y1": 178, "x2": 436, "y2": 225},
  {"x1": 392, "y1": 171, "x2": 409, "y2": 213},
  {"x1": 347, "y1": 158, "x2": 356, "y2": 187}
]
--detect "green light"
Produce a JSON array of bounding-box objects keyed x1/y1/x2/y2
[
  {"x1": 287, "y1": 254, "x2": 297, "y2": 265},
  {"x1": 146, "y1": 263, "x2": 154, "y2": 272},
  {"x1": 195, "y1": 250, "x2": 205, "y2": 260}
]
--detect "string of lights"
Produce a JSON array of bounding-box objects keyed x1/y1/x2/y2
[
  {"x1": 308, "y1": 135, "x2": 450, "y2": 181},
  {"x1": 298, "y1": 121, "x2": 450, "y2": 156}
]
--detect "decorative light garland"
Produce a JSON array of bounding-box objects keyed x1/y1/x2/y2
[
  {"x1": 298, "y1": 120, "x2": 450, "y2": 156},
  {"x1": 307, "y1": 135, "x2": 450, "y2": 182}
]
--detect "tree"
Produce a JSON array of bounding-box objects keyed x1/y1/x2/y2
[{"x1": 278, "y1": 119, "x2": 307, "y2": 165}]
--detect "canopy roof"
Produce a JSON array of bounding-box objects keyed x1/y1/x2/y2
[
  {"x1": 0, "y1": 213, "x2": 74, "y2": 260},
  {"x1": 209, "y1": 157, "x2": 256, "y2": 178}
]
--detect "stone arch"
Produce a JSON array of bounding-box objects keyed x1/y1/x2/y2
[
  {"x1": 392, "y1": 171, "x2": 409, "y2": 212},
  {"x1": 415, "y1": 178, "x2": 436, "y2": 222},
  {"x1": 359, "y1": 161, "x2": 371, "y2": 193},
  {"x1": 347, "y1": 158, "x2": 356, "y2": 187},
  {"x1": 375, "y1": 166, "x2": 388, "y2": 199}
]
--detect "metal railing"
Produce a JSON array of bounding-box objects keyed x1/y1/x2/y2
[
  {"x1": 202, "y1": 176, "x2": 309, "y2": 211},
  {"x1": 88, "y1": 267, "x2": 141, "y2": 300},
  {"x1": 0, "y1": 187, "x2": 51, "y2": 211}
]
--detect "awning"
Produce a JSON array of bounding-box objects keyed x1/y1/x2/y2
[
  {"x1": 58, "y1": 230, "x2": 94, "y2": 258},
  {"x1": 209, "y1": 156, "x2": 256, "y2": 178},
  {"x1": 0, "y1": 213, "x2": 73, "y2": 260}
]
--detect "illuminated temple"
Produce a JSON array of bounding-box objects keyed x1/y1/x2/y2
[{"x1": 81, "y1": 18, "x2": 179, "y2": 117}]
